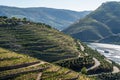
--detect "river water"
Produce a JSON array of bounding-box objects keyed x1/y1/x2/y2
[{"x1": 87, "y1": 43, "x2": 120, "y2": 65}]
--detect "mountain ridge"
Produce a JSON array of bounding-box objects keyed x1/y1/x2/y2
[
  {"x1": 0, "y1": 5, "x2": 91, "y2": 30},
  {"x1": 63, "y1": 1, "x2": 120, "y2": 43}
]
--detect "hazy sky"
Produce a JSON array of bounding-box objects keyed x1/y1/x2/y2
[{"x1": 0, "y1": 0, "x2": 120, "y2": 11}]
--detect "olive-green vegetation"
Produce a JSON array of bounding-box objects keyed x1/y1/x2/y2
[
  {"x1": 97, "y1": 72, "x2": 120, "y2": 80},
  {"x1": 0, "y1": 47, "x2": 47, "y2": 80},
  {"x1": 0, "y1": 16, "x2": 80, "y2": 62},
  {"x1": 96, "y1": 61, "x2": 120, "y2": 80},
  {"x1": 0, "y1": 47, "x2": 92, "y2": 80},
  {"x1": 0, "y1": 16, "x2": 119, "y2": 80},
  {"x1": 0, "y1": 48, "x2": 39, "y2": 68},
  {"x1": 81, "y1": 67, "x2": 87, "y2": 74},
  {"x1": 55, "y1": 56, "x2": 94, "y2": 71},
  {"x1": 63, "y1": 2, "x2": 120, "y2": 44},
  {"x1": 0, "y1": 17, "x2": 95, "y2": 79},
  {"x1": 63, "y1": 2, "x2": 120, "y2": 79},
  {"x1": 82, "y1": 43, "x2": 113, "y2": 74},
  {"x1": 41, "y1": 64, "x2": 93, "y2": 80}
]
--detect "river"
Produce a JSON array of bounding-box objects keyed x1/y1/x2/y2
[{"x1": 87, "y1": 43, "x2": 120, "y2": 65}]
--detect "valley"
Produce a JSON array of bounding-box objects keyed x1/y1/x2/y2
[{"x1": 0, "y1": 1, "x2": 120, "y2": 80}]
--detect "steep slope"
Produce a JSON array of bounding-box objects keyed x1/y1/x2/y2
[
  {"x1": 0, "y1": 47, "x2": 92, "y2": 80},
  {"x1": 0, "y1": 6, "x2": 91, "y2": 30},
  {"x1": 0, "y1": 17, "x2": 120, "y2": 80},
  {"x1": 0, "y1": 17, "x2": 80, "y2": 62},
  {"x1": 63, "y1": 1, "x2": 120, "y2": 43},
  {"x1": 64, "y1": 17, "x2": 112, "y2": 42},
  {"x1": 88, "y1": 2, "x2": 120, "y2": 34},
  {"x1": 0, "y1": 17, "x2": 94, "y2": 79}
]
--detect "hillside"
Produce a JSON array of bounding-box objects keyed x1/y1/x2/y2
[
  {"x1": 63, "y1": 1, "x2": 120, "y2": 43},
  {"x1": 0, "y1": 47, "x2": 93, "y2": 80},
  {"x1": 98, "y1": 34, "x2": 120, "y2": 44},
  {"x1": 0, "y1": 17, "x2": 93, "y2": 80},
  {"x1": 0, "y1": 16, "x2": 80, "y2": 62},
  {"x1": 0, "y1": 17, "x2": 120, "y2": 80},
  {"x1": 0, "y1": 6, "x2": 91, "y2": 30}
]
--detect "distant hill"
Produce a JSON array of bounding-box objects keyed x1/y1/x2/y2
[
  {"x1": 63, "y1": 1, "x2": 120, "y2": 43},
  {"x1": 0, "y1": 6, "x2": 91, "y2": 30}
]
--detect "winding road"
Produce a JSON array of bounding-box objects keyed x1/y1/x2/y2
[
  {"x1": 112, "y1": 66, "x2": 120, "y2": 73},
  {"x1": 78, "y1": 42, "x2": 120, "y2": 75},
  {"x1": 78, "y1": 42, "x2": 101, "y2": 71},
  {"x1": 87, "y1": 57, "x2": 100, "y2": 71},
  {"x1": 105, "y1": 59, "x2": 120, "y2": 73}
]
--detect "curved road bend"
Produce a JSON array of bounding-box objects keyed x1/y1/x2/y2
[{"x1": 87, "y1": 57, "x2": 100, "y2": 71}]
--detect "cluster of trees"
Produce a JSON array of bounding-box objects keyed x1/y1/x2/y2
[
  {"x1": 0, "y1": 16, "x2": 28, "y2": 26},
  {"x1": 55, "y1": 56, "x2": 94, "y2": 71},
  {"x1": 82, "y1": 43, "x2": 113, "y2": 74},
  {"x1": 97, "y1": 72, "x2": 120, "y2": 80},
  {"x1": 0, "y1": 16, "x2": 27, "y2": 21},
  {"x1": 0, "y1": 16, "x2": 52, "y2": 29}
]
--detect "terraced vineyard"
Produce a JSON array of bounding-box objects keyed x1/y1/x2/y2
[
  {"x1": 0, "y1": 47, "x2": 92, "y2": 80},
  {"x1": 0, "y1": 47, "x2": 47, "y2": 80},
  {"x1": 0, "y1": 48, "x2": 39, "y2": 68},
  {"x1": 0, "y1": 17, "x2": 81, "y2": 62},
  {"x1": 0, "y1": 17, "x2": 120, "y2": 80},
  {"x1": 41, "y1": 64, "x2": 94, "y2": 80},
  {"x1": 55, "y1": 56, "x2": 94, "y2": 71}
]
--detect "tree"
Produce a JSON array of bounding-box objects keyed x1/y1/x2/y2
[
  {"x1": 0, "y1": 16, "x2": 8, "y2": 19},
  {"x1": 12, "y1": 17, "x2": 17, "y2": 20},
  {"x1": 23, "y1": 17, "x2": 27, "y2": 21},
  {"x1": 81, "y1": 67, "x2": 87, "y2": 74}
]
